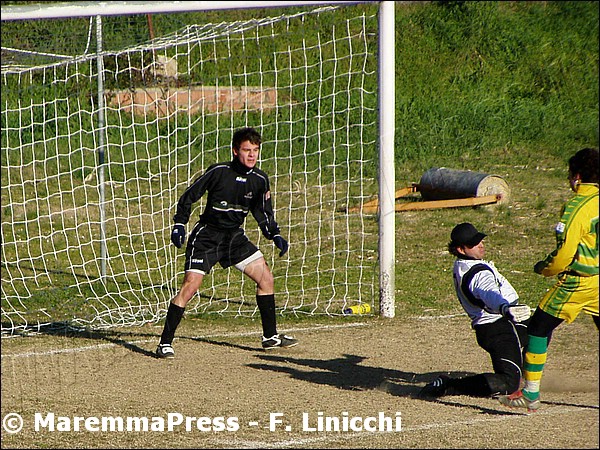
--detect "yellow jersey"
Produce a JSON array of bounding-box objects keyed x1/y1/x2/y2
[{"x1": 538, "y1": 183, "x2": 599, "y2": 277}]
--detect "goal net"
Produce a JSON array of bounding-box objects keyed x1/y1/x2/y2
[{"x1": 1, "y1": 2, "x2": 382, "y2": 335}]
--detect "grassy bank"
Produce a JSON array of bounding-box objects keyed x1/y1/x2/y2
[{"x1": 1, "y1": 1, "x2": 598, "y2": 326}]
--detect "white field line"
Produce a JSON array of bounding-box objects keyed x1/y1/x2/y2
[
  {"x1": 0, "y1": 322, "x2": 370, "y2": 359},
  {"x1": 217, "y1": 406, "x2": 595, "y2": 449}
]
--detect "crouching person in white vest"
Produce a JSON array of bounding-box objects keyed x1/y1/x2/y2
[{"x1": 419, "y1": 222, "x2": 531, "y2": 399}]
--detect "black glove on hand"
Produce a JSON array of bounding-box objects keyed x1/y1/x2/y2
[
  {"x1": 171, "y1": 224, "x2": 186, "y2": 248},
  {"x1": 533, "y1": 260, "x2": 545, "y2": 274},
  {"x1": 273, "y1": 235, "x2": 289, "y2": 257}
]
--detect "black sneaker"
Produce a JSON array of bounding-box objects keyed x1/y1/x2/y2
[
  {"x1": 262, "y1": 334, "x2": 299, "y2": 350},
  {"x1": 155, "y1": 343, "x2": 175, "y2": 358},
  {"x1": 419, "y1": 375, "x2": 450, "y2": 398}
]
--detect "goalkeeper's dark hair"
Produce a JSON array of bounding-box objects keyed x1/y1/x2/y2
[
  {"x1": 569, "y1": 147, "x2": 599, "y2": 184},
  {"x1": 232, "y1": 127, "x2": 262, "y2": 150},
  {"x1": 448, "y1": 241, "x2": 462, "y2": 258}
]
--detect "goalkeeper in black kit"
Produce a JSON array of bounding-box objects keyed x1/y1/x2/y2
[
  {"x1": 419, "y1": 222, "x2": 531, "y2": 398},
  {"x1": 156, "y1": 127, "x2": 298, "y2": 358}
]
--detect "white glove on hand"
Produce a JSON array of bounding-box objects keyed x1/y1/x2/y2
[{"x1": 500, "y1": 304, "x2": 531, "y2": 322}]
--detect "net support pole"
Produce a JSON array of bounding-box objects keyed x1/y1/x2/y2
[
  {"x1": 378, "y1": 1, "x2": 395, "y2": 318},
  {"x1": 96, "y1": 15, "x2": 107, "y2": 282}
]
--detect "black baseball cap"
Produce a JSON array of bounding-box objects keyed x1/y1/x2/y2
[{"x1": 450, "y1": 222, "x2": 487, "y2": 247}]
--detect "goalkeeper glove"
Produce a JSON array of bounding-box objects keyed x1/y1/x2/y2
[
  {"x1": 171, "y1": 224, "x2": 186, "y2": 248},
  {"x1": 500, "y1": 303, "x2": 531, "y2": 322},
  {"x1": 273, "y1": 235, "x2": 289, "y2": 257}
]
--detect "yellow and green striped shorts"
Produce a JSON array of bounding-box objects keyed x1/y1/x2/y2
[{"x1": 539, "y1": 272, "x2": 599, "y2": 323}]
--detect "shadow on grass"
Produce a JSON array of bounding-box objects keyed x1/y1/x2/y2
[
  {"x1": 20, "y1": 319, "x2": 262, "y2": 359},
  {"x1": 185, "y1": 335, "x2": 260, "y2": 353},
  {"x1": 246, "y1": 353, "x2": 535, "y2": 415},
  {"x1": 248, "y1": 352, "x2": 470, "y2": 395},
  {"x1": 31, "y1": 321, "x2": 159, "y2": 358},
  {"x1": 541, "y1": 399, "x2": 599, "y2": 410}
]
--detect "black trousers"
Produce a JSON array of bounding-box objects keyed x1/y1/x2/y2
[{"x1": 447, "y1": 317, "x2": 529, "y2": 397}]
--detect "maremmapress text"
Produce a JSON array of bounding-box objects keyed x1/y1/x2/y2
[
  {"x1": 4, "y1": 412, "x2": 402, "y2": 433},
  {"x1": 33, "y1": 413, "x2": 239, "y2": 432}
]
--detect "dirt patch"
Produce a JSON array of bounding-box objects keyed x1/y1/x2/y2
[{"x1": 1, "y1": 314, "x2": 598, "y2": 448}]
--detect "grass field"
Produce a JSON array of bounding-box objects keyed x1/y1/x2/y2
[
  {"x1": 2, "y1": 142, "x2": 599, "y2": 448},
  {"x1": 1, "y1": 2, "x2": 598, "y2": 448},
  {"x1": 1, "y1": 1, "x2": 597, "y2": 326}
]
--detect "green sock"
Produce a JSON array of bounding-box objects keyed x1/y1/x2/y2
[{"x1": 522, "y1": 335, "x2": 547, "y2": 400}]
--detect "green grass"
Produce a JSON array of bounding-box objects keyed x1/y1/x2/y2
[{"x1": 1, "y1": 1, "x2": 598, "y2": 332}]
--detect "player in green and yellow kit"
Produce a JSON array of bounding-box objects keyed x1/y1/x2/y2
[{"x1": 499, "y1": 147, "x2": 599, "y2": 412}]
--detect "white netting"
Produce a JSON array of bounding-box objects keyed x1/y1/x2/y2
[{"x1": 1, "y1": 4, "x2": 379, "y2": 335}]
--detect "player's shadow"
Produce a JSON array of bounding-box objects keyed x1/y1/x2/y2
[
  {"x1": 33, "y1": 322, "x2": 158, "y2": 358},
  {"x1": 247, "y1": 353, "x2": 524, "y2": 415},
  {"x1": 185, "y1": 335, "x2": 259, "y2": 352},
  {"x1": 27, "y1": 322, "x2": 261, "y2": 359},
  {"x1": 248, "y1": 353, "x2": 466, "y2": 396},
  {"x1": 542, "y1": 399, "x2": 599, "y2": 410}
]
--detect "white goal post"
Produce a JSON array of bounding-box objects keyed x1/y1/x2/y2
[{"x1": 1, "y1": 1, "x2": 395, "y2": 336}]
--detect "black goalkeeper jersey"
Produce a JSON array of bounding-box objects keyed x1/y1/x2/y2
[{"x1": 173, "y1": 158, "x2": 281, "y2": 239}]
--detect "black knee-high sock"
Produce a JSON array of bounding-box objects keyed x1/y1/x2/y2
[
  {"x1": 159, "y1": 303, "x2": 185, "y2": 345},
  {"x1": 256, "y1": 294, "x2": 277, "y2": 338}
]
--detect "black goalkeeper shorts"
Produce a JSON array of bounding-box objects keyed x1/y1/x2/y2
[{"x1": 184, "y1": 223, "x2": 262, "y2": 274}]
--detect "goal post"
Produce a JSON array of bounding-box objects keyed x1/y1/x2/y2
[
  {"x1": 378, "y1": 0, "x2": 395, "y2": 319},
  {"x1": 1, "y1": 1, "x2": 395, "y2": 335}
]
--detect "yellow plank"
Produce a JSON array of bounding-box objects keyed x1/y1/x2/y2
[
  {"x1": 348, "y1": 185, "x2": 418, "y2": 212},
  {"x1": 394, "y1": 194, "x2": 500, "y2": 211},
  {"x1": 350, "y1": 194, "x2": 500, "y2": 214}
]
